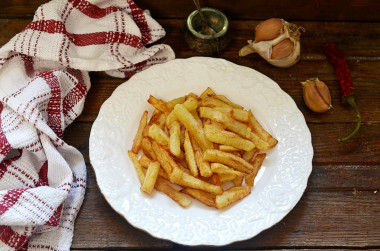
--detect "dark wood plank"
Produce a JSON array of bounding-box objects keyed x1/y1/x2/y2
[
  {"x1": 2, "y1": 0, "x2": 380, "y2": 21},
  {"x1": 72, "y1": 186, "x2": 380, "y2": 248},
  {"x1": 72, "y1": 184, "x2": 173, "y2": 249}
]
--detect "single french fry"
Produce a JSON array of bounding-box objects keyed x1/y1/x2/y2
[
  {"x1": 199, "y1": 97, "x2": 232, "y2": 108},
  {"x1": 173, "y1": 104, "x2": 213, "y2": 151},
  {"x1": 203, "y1": 149, "x2": 253, "y2": 173},
  {"x1": 181, "y1": 188, "x2": 216, "y2": 208},
  {"x1": 233, "y1": 176, "x2": 244, "y2": 186},
  {"x1": 215, "y1": 186, "x2": 251, "y2": 209},
  {"x1": 148, "y1": 109, "x2": 161, "y2": 125},
  {"x1": 199, "y1": 107, "x2": 251, "y2": 139},
  {"x1": 141, "y1": 161, "x2": 160, "y2": 194},
  {"x1": 200, "y1": 87, "x2": 216, "y2": 98},
  {"x1": 165, "y1": 96, "x2": 198, "y2": 127},
  {"x1": 169, "y1": 121, "x2": 181, "y2": 157},
  {"x1": 128, "y1": 151, "x2": 145, "y2": 185},
  {"x1": 142, "y1": 124, "x2": 150, "y2": 137},
  {"x1": 218, "y1": 173, "x2": 236, "y2": 183},
  {"x1": 184, "y1": 130, "x2": 198, "y2": 177},
  {"x1": 248, "y1": 110, "x2": 278, "y2": 148},
  {"x1": 219, "y1": 145, "x2": 240, "y2": 151},
  {"x1": 213, "y1": 107, "x2": 249, "y2": 122},
  {"x1": 204, "y1": 124, "x2": 255, "y2": 151},
  {"x1": 210, "y1": 163, "x2": 245, "y2": 176},
  {"x1": 195, "y1": 151, "x2": 212, "y2": 177},
  {"x1": 245, "y1": 153, "x2": 266, "y2": 186},
  {"x1": 249, "y1": 132, "x2": 270, "y2": 150},
  {"x1": 155, "y1": 177, "x2": 192, "y2": 208},
  {"x1": 131, "y1": 111, "x2": 148, "y2": 153},
  {"x1": 191, "y1": 110, "x2": 202, "y2": 127},
  {"x1": 167, "y1": 96, "x2": 186, "y2": 110},
  {"x1": 139, "y1": 154, "x2": 170, "y2": 180},
  {"x1": 139, "y1": 154, "x2": 152, "y2": 167},
  {"x1": 213, "y1": 95, "x2": 244, "y2": 109},
  {"x1": 148, "y1": 95, "x2": 168, "y2": 113},
  {"x1": 148, "y1": 124, "x2": 169, "y2": 146},
  {"x1": 141, "y1": 137, "x2": 157, "y2": 160},
  {"x1": 242, "y1": 148, "x2": 258, "y2": 162},
  {"x1": 177, "y1": 172, "x2": 223, "y2": 195},
  {"x1": 211, "y1": 173, "x2": 222, "y2": 186}
]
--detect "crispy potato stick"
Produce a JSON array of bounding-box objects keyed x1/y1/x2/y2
[
  {"x1": 132, "y1": 111, "x2": 148, "y2": 153},
  {"x1": 169, "y1": 121, "x2": 181, "y2": 157},
  {"x1": 190, "y1": 110, "x2": 202, "y2": 127},
  {"x1": 139, "y1": 154, "x2": 169, "y2": 180},
  {"x1": 233, "y1": 176, "x2": 244, "y2": 186},
  {"x1": 165, "y1": 97, "x2": 198, "y2": 127},
  {"x1": 148, "y1": 95, "x2": 168, "y2": 113},
  {"x1": 210, "y1": 163, "x2": 245, "y2": 176},
  {"x1": 195, "y1": 151, "x2": 212, "y2": 177},
  {"x1": 128, "y1": 151, "x2": 145, "y2": 185},
  {"x1": 249, "y1": 132, "x2": 270, "y2": 150},
  {"x1": 148, "y1": 109, "x2": 161, "y2": 125},
  {"x1": 177, "y1": 172, "x2": 223, "y2": 195},
  {"x1": 139, "y1": 154, "x2": 152, "y2": 167},
  {"x1": 199, "y1": 107, "x2": 251, "y2": 139},
  {"x1": 141, "y1": 161, "x2": 160, "y2": 194},
  {"x1": 173, "y1": 104, "x2": 213, "y2": 151},
  {"x1": 184, "y1": 130, "x2": 199, "y2": 177},
  {"x1": 142, "y1": 124, "x2": 150, "y2": 137},
  {"x1": 211, "y1": 173, "x2": 222, "y2": 186},
  {"x1": 242, "y1": 148, "x2": 258, "y2": 162},
  {"x1": 183, "y1": 95, "x2": 198, "y2": 111},
  {"x1": 248, "y1": 110, "x2": 278, "y2": 148},
  {"x1": 141, "y1": 137, "x2": 157, "y2": 160},
  {"x1": 200, "y1": 87, "x2": 216, "y2": 98},
  {"x1": 151, "y1": 141, "x2": 183, "y2": 183},
  {"x1": 245, "y1": 153, "x2": 266, "y2": 186},
  {"x1": 148, "y1": 124, "x2": 169, "y2": 146},
  {"x1": 218, "y1": 173, "x2": 236, "y2": 183},
  {"x1": 219, "y1": 145, "x2": 239, "y2": 151},
  {"x1": 203, "y1": 149, "x2": 253, "y2": 173},
  {"x1": 213, "y1": 107, "x2": 249, "y2": 122},
  {"x1": 167, "y1": 96, "x2": 186, "y2": 110},
  {"x1": 204, "y1": 124, "x2": 255, "y2": 151},
  {"x1": 155, "y1": 177, "x2": 192, "y2": 208},
  {"x1": 181, "y1": 188, "x2": 216, "y2": 208},
  {"x1": 213, "y1": 95, "x2": 244, "y2": 109},
  {"x1": 199, "y1": 97, "x2": 232, "y2": 108},
  {"x1": 215, "y1": 186, "x2": 251, "y2": 209}
]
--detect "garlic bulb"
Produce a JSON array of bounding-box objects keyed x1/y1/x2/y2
[
  {"x1": 302, "y1": 78, "x2": 332, "y2": 113},
  {"x1": 239, "y1": 18, "x2": 305, "y2": 68}
]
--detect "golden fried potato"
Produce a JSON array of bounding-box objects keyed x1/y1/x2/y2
[
  {"x1": 245, "y1": 153, "x2": 266, "y2": 186},
  {"x1": 215, "y1": 186, "x2": 251, "y2": 209},
  {"x1": 181, "y1": 188, "x2": 216, "y2": 208},
  {"x1": 132, "y1": 111, "x2": 148, "y2": 153},
  {"x1": 203, "y1": 149, "x2": 253, "y2": 174},
  {"x1": 155, "y1": 177, "x2": 192, "y2": 208},
  {"x1": 141, "y1": 161, "x2": 160, "y2": 194}
]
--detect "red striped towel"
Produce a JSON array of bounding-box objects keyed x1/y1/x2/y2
[{"x1": 0, "y1": 0, "x2": 174, "y2": 250}]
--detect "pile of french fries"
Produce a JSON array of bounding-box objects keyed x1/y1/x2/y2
[{"x1": 128, "y1": 87, "x2": 277, "y2": 209}]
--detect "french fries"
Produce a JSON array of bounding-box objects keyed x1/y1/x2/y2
[{"x1": 128, "y1": 87, "x2": 277, "y2": 209}]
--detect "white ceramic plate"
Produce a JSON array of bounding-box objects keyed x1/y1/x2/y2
[{"x1": 89, "y1": 57, "x2": 313, "y2": 246}]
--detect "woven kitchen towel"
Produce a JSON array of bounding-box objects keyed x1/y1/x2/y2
[{"x1": 0, "y1": 0, "x2": 175, "y2": 250}]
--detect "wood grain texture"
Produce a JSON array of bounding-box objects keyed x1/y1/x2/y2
[
  {"x1": 71, "y1": 185, "x2": 380, "y2": 249},
  {"x1": 2, "y1": 0, "x2": 380, "y2": 21}
]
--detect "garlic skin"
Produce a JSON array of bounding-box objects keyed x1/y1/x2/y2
[
  {"x1": 302, "y1": 78, "x2": 332, "y2": 113},
  {"x1": 239, "y1": 19, "x2": 304, "y2": 68}
]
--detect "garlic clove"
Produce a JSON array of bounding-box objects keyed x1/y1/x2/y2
[
  {"x1": 271, "y1": 38, "x2": 294, "y2": 59},
  {"x1": 255, "y1": 18, "x2": 283, "y2": 43},
  {"x1": 302, "y1": 78, "x2": 332, "y2": 113},
  {"x1": 239, "y1": 18, "x2": 304, "y2": 68}
]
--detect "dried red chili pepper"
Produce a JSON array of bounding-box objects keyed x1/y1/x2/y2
[{"x1": 325, "y1": 43, "x2": 361, "y2": 142}]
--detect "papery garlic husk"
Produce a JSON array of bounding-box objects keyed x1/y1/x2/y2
[
  {"x1": 302, "y1": 78, "x2": 332, "y2": 113},
  {"x1": 239, "y1": 19, "x2": 305, "y2": 68}
]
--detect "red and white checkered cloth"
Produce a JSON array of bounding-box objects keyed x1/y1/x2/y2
[{"x1": 0, "y1": 0, "x2": 175, "y2": 250}]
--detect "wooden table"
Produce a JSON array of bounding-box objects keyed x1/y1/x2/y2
[{"x1": 1, "y1": 1, "x2": 380, "y2": 249}]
